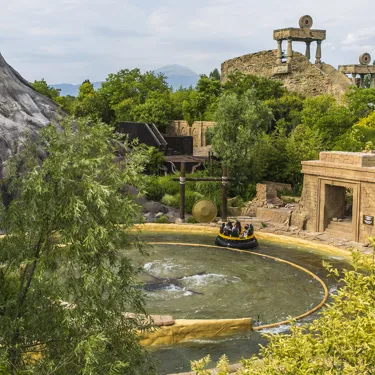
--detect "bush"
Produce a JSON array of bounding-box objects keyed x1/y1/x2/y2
[
  {"x1": 187, "y1": 216, "x2": 199, "y2": 224},
  {"x1": 229, "y1": 196, "x2": 244, "y2": 207},
  {"x1": 185, "y1": 191, "x2": 204, "y2": 214},
  {"x1": 157, "y1": 175, "x2": 180, "y2": 195},
  {"x1": 244, "y1": 184, "x2": 257, "y2": 201},
  {"x1": 155, "y1": 215, "x2": 169, "y2": 223},
  {"x1": 144, "y1": 178, "x2": 165, "y2": 201},
  {"x1": 161, "y1": 194, "x2": 179, "y2": 208}
]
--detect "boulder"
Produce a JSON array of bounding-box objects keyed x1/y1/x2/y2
[{"x1": 142, "y1": 201, "x2": 168, "y2": 214}]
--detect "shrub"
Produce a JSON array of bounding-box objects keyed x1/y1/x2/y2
[
  {"x1": 155, "y1": 215, "x2": 169, "y2": 223},
  {"x1": 161, "y1": 194, "x2": 179, "y2": 208},
  {"x1": 187, "y1": 216, "x2": 199, "y2": 224},
  {"x1": 185, "y1": 191, "x2": 204, "y2": 214},
  {"x1": 144, "y1": 178, "x2": 165, "y2": 201},
  {"x1": 229, "y1": 196, "x2": 244, "y2": 207},
  {"x1": 157, "y1": 175, "x2": 180, "y2": 195}
]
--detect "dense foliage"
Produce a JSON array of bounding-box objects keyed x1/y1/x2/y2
[
  {"x1": 191, "y1": 248, "x2": 375, "y2": 374},
  {"x1": 0, "y1": 118, "x2": 156, "y2": 374},
  {"x1": 32, "y1": 70, "x2": 375, "y2": 191}
]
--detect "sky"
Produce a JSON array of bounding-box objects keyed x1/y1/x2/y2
[{"x1": 0, "y1": 0, "x2": 374, "y2": 84}]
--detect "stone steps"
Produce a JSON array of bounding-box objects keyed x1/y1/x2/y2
[{"x1": 325, "y1": 219, "x2": 353, "y2": 241}]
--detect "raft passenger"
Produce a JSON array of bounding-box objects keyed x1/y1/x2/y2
[{"x1": 219, "y1": 223, "x2": 225, "y2": 234}]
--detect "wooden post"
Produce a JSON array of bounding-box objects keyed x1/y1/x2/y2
[
  {"x1": 179, "y1": 162, "x2": 186, "y2": 222},
  {"x1": 221, "y1": 165, "x2": 228, "y2": 222}
]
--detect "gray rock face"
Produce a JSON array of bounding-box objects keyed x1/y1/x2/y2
[{"x1": 0, "y1": 53, "x2": 62, "y2": 176}]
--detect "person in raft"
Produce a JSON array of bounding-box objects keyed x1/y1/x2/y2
[
  {"x1": 219, "y1": 223, "x2": 225, "y2": 234},
  {"x1": 242, "y1": 224, "x2": 250, "y2": 238},
  {"x1": 223, "y1": 222, "x2": 233, "y2": 236},
  {"x1": 231, "y1": 222, "x2": 240, "y2": 238}
]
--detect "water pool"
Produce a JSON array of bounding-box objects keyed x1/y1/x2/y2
[{"x1": 126, "y1": 231, "x2": 350, "y2": 374}]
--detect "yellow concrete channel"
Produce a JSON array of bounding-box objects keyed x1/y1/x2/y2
[{"x1": 134, "y1": 224, "x2": 340, "y2": 345}]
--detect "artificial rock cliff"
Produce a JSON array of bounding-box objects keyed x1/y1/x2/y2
[{"x1": 0, "y1": 53, "x2": 62, "y2": 176}]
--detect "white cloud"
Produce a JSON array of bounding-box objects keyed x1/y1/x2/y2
[{"x1": 0, "y1": 0, "x2": 374, "y2": 83}]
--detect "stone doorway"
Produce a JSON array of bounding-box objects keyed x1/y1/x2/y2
[{"x1": 317, "y1": 179, "x2": 359, "y2": 242}]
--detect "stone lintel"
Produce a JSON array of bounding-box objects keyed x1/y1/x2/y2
[
  {"x1": 319, "y1": 151, "x2": 375, "y2": 167},
  {"x1": 301, "y1": 162, "x2": 375, "y2": 183},
  {"x1": 273, "y1": 28, "x2": 326, "y2": 41},
  {"x1": 338, "y1": 65, "x2": 375, "y2": 75}
]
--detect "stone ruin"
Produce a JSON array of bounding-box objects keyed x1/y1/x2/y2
[
  {"x1": 273, "y1": 15, "x2": 326, "y2": 72},
  {"x1": 221, "y1": 15, "x2": 353, "y2": 100},
  {"x1": 293, "y1": 151, "x2": 375, "y2": 244},
  {"x1": 339, "y1": 53, "x2": 375, "y2": 88}
]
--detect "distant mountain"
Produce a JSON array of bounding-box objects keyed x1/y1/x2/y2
[
  {"x1": 51, "y1": 64, "x2": 200, "y2": 96},
  {"x1": 51, "y1": 82, "x2": 102, "y2": 97},
  {"x1": 154, "y1": 64, "x2": 199, "y2": 90}
]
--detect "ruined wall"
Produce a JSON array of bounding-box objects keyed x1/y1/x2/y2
[
  {"x1": 165, "y1": 120, "x2": 215, "y2": 147},
  {"x1": 221, "y1": 50, "x2": 351, "y2": 100},
  {"x1": 291, "y1": 174, "x2": 319, "y2": 230}
]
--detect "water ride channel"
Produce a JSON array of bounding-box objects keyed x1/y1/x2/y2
[{"x1": 126, "y1": 225, "x2": 351, "y2": 375}]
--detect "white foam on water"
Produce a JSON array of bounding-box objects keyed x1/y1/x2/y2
[
  {"x1": 326, "y1": 255, "x2": 344, "y2": 260},
  {"x1": 182, "y1": 273, "x2": 241, "y2": 286},
  {"x1": 329, "y1": 286, "x2": 338, "y2": 294},
  {"x1": 143, "y1": 259, "x2": 187, "y2": 275},
  {"x1": 259, "y1": 324, "x2": 291, "y2": 334}
]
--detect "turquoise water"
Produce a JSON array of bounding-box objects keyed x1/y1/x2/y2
[{"x1": 127, "y1": 232, "x2": 350, "y2": 374}]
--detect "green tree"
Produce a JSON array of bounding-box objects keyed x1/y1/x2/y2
[
  {"x1": 99, "y1": 69, "x2": 170, "y2": 124},
  {"x1": 131, "y1": 93, "x2": 173, "y2": 131},
  {"x1": 346, "y1": 87, "x2": 375, "y2": 120},
  {"x1": 210, "y1": 90, "x2": 273, "y2": 191},
  {"x1": 301, "y1": 95, "x2": 354, "y2": 149},
  {"x1": 222, "y1": 72, "x2": 285, "y2": 100},
  {"x1": 336, "y1": 111, "x2": 375, "y2": 151},
  {"x1": 31, "y1": 79, "x2": 61, "y2": 102},
  {"x1": 192, "y1": 248, "x2": 375, "y2": 374},
  {"x1": 209, "y1": 68, "x2": 221, "y2": 81},
  {"x1": 0, "y1": 118, "x2": 156, "y2": 374},
  {"x1": 265, "y1": 92, "x2": 304, "y2": 134},
  {"x1": 73, "y1": 80, "x2": 111, "y2": 122}
]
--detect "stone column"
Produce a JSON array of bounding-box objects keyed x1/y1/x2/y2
[
  {"x1": 371, "y1": 74, "x2": 375, "y2": 89},
  {"x1": 276, "y1": 40, "x2": 282, "y2": 65},
  {"x1": 359, "y1": 74, "x2": 365, "y2": 88},
  {"x1": 305, "y1": 41, "x2": 311, "y2": 60},
  {"x1": 286, "y1": 39, "x2": 293, "y2": 64},
  {"x1": 351, "y1": 74, "x2": 357, "y2": 85},
  {"x1": 315, "y1": 40, "x2": 322, "y2": 64}
]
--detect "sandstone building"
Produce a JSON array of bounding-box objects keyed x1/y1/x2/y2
[{"x1": 294, "y1": 151, "x2": 375, "y2": 244}]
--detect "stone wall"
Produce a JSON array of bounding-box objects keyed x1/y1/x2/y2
[
  {"x1": 256, "y1": 207, "x2": 293, "y2": 226},
  {"x1": 165, "y1": 120, "x2": 215, "y2": 147},
  {"x1": 291, "y1": 174, "x2": 318, "y2": 231},
  {"x1": 221, "y1": 50, "x2": 351, "y2": 100}
]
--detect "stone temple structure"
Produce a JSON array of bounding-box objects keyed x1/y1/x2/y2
[
  {"x1": 339, "y1": 53, "x2": 375, "y2": 88},
  {"x1": 221, "y1": 16, "x2": 352, "y2": 100},
  {"x1": 273, "y1": 15, "x2": 326, "y2": 70},
  {"x1": 293, "y1": 151, "x2": 375, "y2": 244}
]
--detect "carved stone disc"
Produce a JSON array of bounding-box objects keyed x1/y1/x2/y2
[
  {"x1": 359, "y1": 53, "x2": 371, "y2": 65},
  {"x1": 192, "y1": 200, "x2": 218, "y2": 223},
  {"x1": 299, "y1": 15, "x2": 313, "y2": 29}
]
